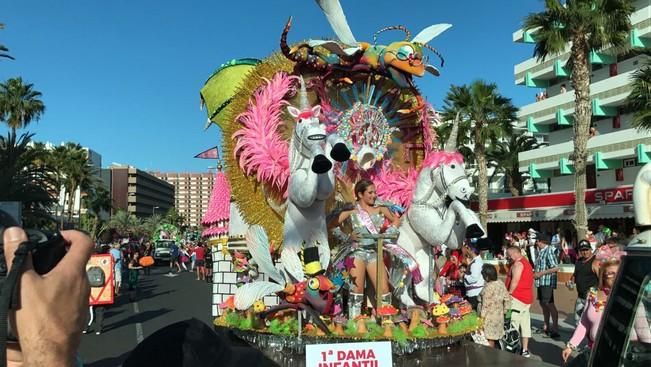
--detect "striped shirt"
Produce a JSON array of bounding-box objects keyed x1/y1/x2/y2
[{"x1": 534, "y1": 245, "x2": 558, "y2": 288}]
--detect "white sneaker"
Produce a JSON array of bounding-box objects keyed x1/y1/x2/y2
[{"x1": 521, "y1": 350, "x2": 531, "y2": 358}]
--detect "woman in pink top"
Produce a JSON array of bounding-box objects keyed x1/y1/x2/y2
[{"x1": 562, "y1": 248, "x2": 651, "y2": 364}]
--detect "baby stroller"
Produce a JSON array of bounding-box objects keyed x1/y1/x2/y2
[{"x1": 499, "y1": 317, "x2": 522, "y2": 354}]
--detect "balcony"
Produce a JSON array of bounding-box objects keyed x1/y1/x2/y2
[
  {"x1": 519, "y1": 129, "x2": 651, "y2": 175},
  {"x1": 514, "y1": 4, "x2": 651, "y2": 77},
  {"x1": 520, "y1": 70, "x2": 636, "y2": 131}
]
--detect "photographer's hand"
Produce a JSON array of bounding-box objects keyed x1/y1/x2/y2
[{"x1": 3, "y1": 228, "x2": 92, "y2": 367}]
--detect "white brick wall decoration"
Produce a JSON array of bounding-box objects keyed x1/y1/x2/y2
[
  {"x1": 218, "y1": 261, "x2": 231, "y2": 272},
  {"x1": 223, "y1": 272, "x2": 237, "y2": 284},
  {"x1": 218, "y1": 284, "x2": 230, "y2": 294}
]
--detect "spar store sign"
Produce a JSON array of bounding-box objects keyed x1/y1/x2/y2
[
  {"x1": 590, "y1": 186, "x2": 633, "y2": 204},
  {"x1": 306, "y1": 341, "x2": 392, "y2": 367}
]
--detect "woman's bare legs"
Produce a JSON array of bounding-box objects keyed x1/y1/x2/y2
[{"x1": 366, "y1": 260, "x2": 390, "y2": 295}]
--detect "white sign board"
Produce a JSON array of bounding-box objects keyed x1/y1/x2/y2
[{"x1": 306, "y1": 341, "x2": 392, "y2": 367}]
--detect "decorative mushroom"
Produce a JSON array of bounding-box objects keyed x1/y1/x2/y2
[
  {"x1": 333, "y1": 314, "x2": 347, "y2": 336},
  {"x1": 458, "y1": 300, "x2": 473, "y2": 316},
  {"x1": 436, "y1": 315, "x2": 450, "y2": 334},
  {"x1": 431, "y1": 303, "x2": 450, "y2": 334},
  {"x1": 445, "y1": 295, "x2": 464, "y2": 308},
  {"x1": 354, "y1": 314, "x2": 370, "y2": 334},
  {"x1": 377, "y1": 305, "x2": 399, "y2": 338},
  {"x1": 407, "y1": 306, "x2": 426, "y2": 332},
  {"x1": 315, "y1": 316, "x2": 330, "y2": 336},
  {"x1": 247, "y1": 299, "x2": 266, "y2": 329},
  {"x1": 219, "y1": 295, "x2": 236, "y2": 316},
  {"x1": 440, "y1": 294, "x2": 453, "y2": 305},
  {"x1": 449, "y1": 308, "x2": 462, "y2": 322},
  {"x1": 394, "y1": 311, "x2": 410, "y2": 334}
]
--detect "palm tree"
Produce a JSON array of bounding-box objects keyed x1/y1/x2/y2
[
  {"x1": 486, "y1": 134, "x2": 542, "y2": 196},
  {"x1": 82, "y1": 184, "x2": 112, "y2": 240},
  {"x1": 0, "y1": 78, "x2": 45, "y2": 134},
  {"x1": 164, "y1": 208, "x2": 185, "y2": 228},
  {"x1": 142, "y1": 214, "x2": 164, "y2": 239},
  {"x1": 0, "y1": 23, "x2": 14, "y2": 60},
  {"x1": 0, "y1": 131, "x2": 56, "y2": 227},
  {"x1": 524, "y1": 0, "x2": 635, "y2": 239},
  {"x1": 108, "y1": 210, "x2": 141, "y2": 238},
  {"x1": 62, "y1": 144, "x2": 96, "y2": 223},
  {"x1": 627, "y1": 59, "x2": 651, "y2": 130},
  {"x1": 440, "y1": 81, "x2": 517, "y2": 231}
]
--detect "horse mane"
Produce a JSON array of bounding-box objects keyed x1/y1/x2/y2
[
  {"x1": 373, "y1": 163, "x2": 420, "y2": 208},
  {"x1": 421, "y1": 150, "x2": 464, "y2": 169},
  {"x1": 373, "y1": 150, "x2": 464, "y2": 208}
]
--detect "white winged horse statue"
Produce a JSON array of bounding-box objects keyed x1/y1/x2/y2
[{"x1": 394, "y1": 117, "x2": 485, "y2": 306}]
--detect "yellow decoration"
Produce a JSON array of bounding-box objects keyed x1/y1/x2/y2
[
  {"x1": 253, "y1": 300, "x2": 266, "y2": 313},
  {"x1": 220, "y1": 53, "x2": 295, "y2": 244},
  {"x1": 304, "y1": 261, "x2": 322, "y2": 276}
]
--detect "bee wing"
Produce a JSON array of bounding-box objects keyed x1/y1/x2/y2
[
  {"x1": 315, "y1": 0, "x2": 357, "y2": 46},
  {"x1": 307, "y1": 40, "x2": 361, "y2": 56},
  {"x1": 234, "y1": 281, "x2": 285, "y2": 310},
  {"x1": 411, "y1": 24, "x2": 452, "y2": 44}
]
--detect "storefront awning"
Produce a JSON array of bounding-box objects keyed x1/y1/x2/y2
[{"x1": 487, "y1": 203, "x2": 634, "y2": 223}]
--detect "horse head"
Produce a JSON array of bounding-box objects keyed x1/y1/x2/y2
[
  {"x1": 414, "y1": 115, "x2": 473, "y2": 205},
  {"x1": 287, "y1": 77, "x2": 331, "y2": 174},
  {"x1": 424, "y1": 151, "x2": 473, "y2": 204}
]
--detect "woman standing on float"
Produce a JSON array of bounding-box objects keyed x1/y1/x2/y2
[{"x1": 329, "y1": 179, "x2": 422, "y2": 319}]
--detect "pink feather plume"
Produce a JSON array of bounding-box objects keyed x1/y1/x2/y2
[
  {"x1": 233, "y1": 73, "x2": 296, "y2": 197},
  {"x1": 373, "y1": 150, "x2": 464, "y2": 208},
  {"x1": 372, "y1": 163, "x2": 420, "y2": 208}
]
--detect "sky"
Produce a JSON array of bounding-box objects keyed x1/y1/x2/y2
[{"x1": 0, "y1": 0, "x2": 544, "y2": 172}]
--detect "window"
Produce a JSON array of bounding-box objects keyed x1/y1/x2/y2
[
  {"x1": 591, "y1": 251, "x2": 651, "y2": 366},
  {"x1": 620, "y1": 272, "x2": 651, "y2": 366}
]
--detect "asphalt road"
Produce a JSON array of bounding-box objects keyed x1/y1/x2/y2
[
  {"x1": 79, "y1": 266, "x2": 213, "y2": 367},
  {"x1": 77, "y1": 265, "x2": 572, "y2": 367}
]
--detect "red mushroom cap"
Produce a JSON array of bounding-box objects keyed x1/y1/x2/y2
[{"x1": 377, "y1": 305, "x2": 399, "y2": 316}]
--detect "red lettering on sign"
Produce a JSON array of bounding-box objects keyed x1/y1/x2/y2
[{"x1": 593, "y1": 187, "x2": 633, "y2": 203}]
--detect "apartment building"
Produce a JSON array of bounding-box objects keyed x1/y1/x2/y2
[
  {"x1": 153, "y1": 172, "x2": 214, "y2": 227},
  {"x1": 486, "y1": 1, "x2": 650, "y2": 233},
  {"x1": 106, "y1": 166, "x2": 174, "y2": 218}
]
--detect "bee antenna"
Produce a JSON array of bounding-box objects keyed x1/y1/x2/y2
[
  {"x1": 373, "y1": 25, "x2": 411, "y2": 44},
  {"x1": 421, "y1": 43, "x2": 445, "y2": 67}
]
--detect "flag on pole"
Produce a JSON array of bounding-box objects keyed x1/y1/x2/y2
[{"x1": 194, "y1": 146, "x2": 220, "y2": 159}]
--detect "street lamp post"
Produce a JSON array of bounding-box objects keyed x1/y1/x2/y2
[{"x1": 152, "y1": 206, "x2": 160, "y2": 215}]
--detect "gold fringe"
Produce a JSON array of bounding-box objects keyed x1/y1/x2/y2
[{"x1": 221, "y1": 52, "x2": 295, "y2": 244}]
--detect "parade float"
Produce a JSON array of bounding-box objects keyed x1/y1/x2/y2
[{"x1": 200, "y1": 0, "x2": 485, "y2": 355}]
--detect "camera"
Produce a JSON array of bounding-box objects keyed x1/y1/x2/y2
[
  {"x1": 0, "y1": 208, "x2": 67, "y2": 341},
  {"x1": 0, "y1": 209, "x2": 67, "y2": 276}
]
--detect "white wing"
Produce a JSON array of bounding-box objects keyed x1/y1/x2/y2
[
  {"x1": 234, "y1": 282, "x2": 284, "y2": 310},
  {"x1": 411, "y1": 24, "x2": 452, "y2": 44},
  {"x1": 317, "y1": 242, "x2": 331, "y2": 272},
  {"x1": 281, "y1": 247, "x2": 304, "y2": 281},
  {"x1": 315, "y1": 0, "x2": 357, "y2": 46},
  {"x1": 246, "y1": 225, "x2": 285, "y2": 284}
]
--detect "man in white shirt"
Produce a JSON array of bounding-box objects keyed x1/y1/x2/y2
[{"x1": 462, "y1": 242, "x2": 484, "y2": 310}]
